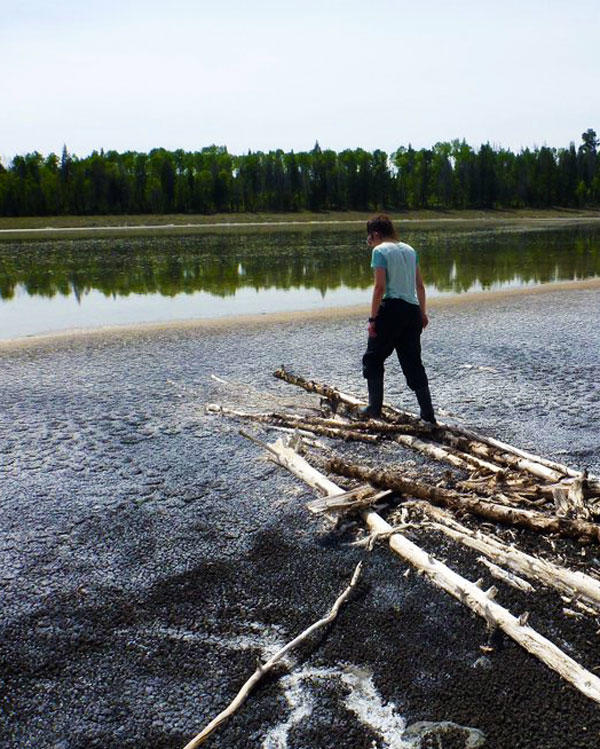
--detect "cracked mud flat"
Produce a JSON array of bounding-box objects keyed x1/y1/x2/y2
[{"x1": 1, "y1": 283, "x2": 599, "y2": 748}]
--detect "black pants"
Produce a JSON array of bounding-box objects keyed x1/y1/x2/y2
[{"x1": 362, "y1": 298, "x2": 429, "y2": 391}]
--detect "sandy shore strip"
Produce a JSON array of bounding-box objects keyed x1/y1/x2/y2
[
  {"x1": 1, "y1": 211, "x2": 599, "y2": 237},
  {"x1": 3, "y1": 216, "x2": 600, "y2": 234},
  {"x1": 1, "y1": 276, "x2": 599, "y2": 351}
]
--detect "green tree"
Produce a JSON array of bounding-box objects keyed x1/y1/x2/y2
[
  {"x1": 557, "y1": 145, "x2": 578, "y2": 207},
  {"x1": 451, "y1": 140, "x2": 475, "y2": 209},
  {"x1": 535, "y1": 146, "x2": 558, "y2": 207},
  {"x1": 431, "y1": 142, "x2": 453, "y2": 208},
  {"x1": 475, "y1": 143, "x2": 497, "y2": 208},
  {"x1": 393, "y1": 145, "x2": 416, "y2": 209},
  {"x1": 578, "y1": 128, "x2": 598, "y2": 194},
  {"x1": 580, "y1": 128, "x2": 598, "y2": 154},
  {"x1": 371, "y1": 149, "x2": 391, "y2": 210}
]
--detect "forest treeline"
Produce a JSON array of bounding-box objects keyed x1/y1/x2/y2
[{"x1": 1, "y1": 130, "x2": 598, "y2": 216}]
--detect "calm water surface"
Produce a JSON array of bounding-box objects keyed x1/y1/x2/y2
[{"x1": 1, "y1": 225, "x2": 599, "y2": 339}]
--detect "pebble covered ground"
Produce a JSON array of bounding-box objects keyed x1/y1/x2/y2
[{"x1": 1, "y1": 283, "x2": 599, "y2": 749}]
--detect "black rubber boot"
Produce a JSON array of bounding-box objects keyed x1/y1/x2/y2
[
  {"x1": 415, "y1": 386, "x2": 436, "y2": 424},
  {"x1": 359, "y1": 378, "x2": 384, "y2": 419}
]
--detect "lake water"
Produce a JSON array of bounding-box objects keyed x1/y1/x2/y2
[{"x1": 1, "y1": 224, "x2": 599, "y2": 339}]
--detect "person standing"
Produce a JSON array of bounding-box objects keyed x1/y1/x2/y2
[{"x1": 361, "y1": 214, "x2": 435, "y2": 423}]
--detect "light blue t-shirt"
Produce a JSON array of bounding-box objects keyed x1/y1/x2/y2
[{"x1": 371, "y1": 241, "x2": 419, "y2": 305}]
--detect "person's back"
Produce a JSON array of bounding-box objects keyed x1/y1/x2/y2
[{"x1": 371, "y1": 240, "x2": 419, "y2": 305}]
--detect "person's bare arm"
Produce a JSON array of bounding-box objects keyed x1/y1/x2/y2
[
  {"x1": 368, "y1": 267, "x2": 386, "y2": 337},
  {"x1": 416, "y1": 266, "x2": 429, "y2": 329}
]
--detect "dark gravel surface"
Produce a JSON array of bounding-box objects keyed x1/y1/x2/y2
[{"x1": 1, "y1": 285, "x2": 599, "y2": 749}]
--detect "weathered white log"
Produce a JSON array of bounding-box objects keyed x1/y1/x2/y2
[
  {"x1": 211, "y1": 404, "x2": 344, "y2": 430},
  {"x1": 362, "y1": 507, "x2": 600, "y2": 706},
  {"x1": 328, "y1": 457, "x2": 600, "y2": 543},
  {"x1": 395, "y1": 434, "x2": 503, "y2": 474},
  {"x1": 212, "y1": 405, "x2": 379, "y2": 443},
  {"x1": 477, "y1": 557, "x2": 536, "y2": 593},
  {"x1": 307, "y1": 485, "x2": 392, "y2": 515},
  {"x1": 442, "y1": 432, "x2": 566, "y2": 483},
  {"x1": 449, "y1": 424, "x2": 581, "y2": 479},
  {"x1": 459, "y1": 475, "x2": 551, "y2": 502},
  {"x1": 567, "y1": 475, "x2": 592, "y2": 520},
  {"x1": 404, "y1": 501, "x2": 600, "y2": 612},
  {"x1": 253, "y1": 435, "x2": 342, "y2": 496},
  {"x1": 182, "y1": 560, "x2": 363, "y2": 748},
  {"x1": 435, "y1": 431, "x2": 599, "y2": 495},
  {"x1": 263, "y1": 437, "x2": 600, "y2": 705}
]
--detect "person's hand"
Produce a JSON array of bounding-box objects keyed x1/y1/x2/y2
[
  {"x1": 421, "y1": 311, "x2": 429, "y2": 329},
  {"x1": 368, "y1": 320, "x2": 377, "y2": 338}
]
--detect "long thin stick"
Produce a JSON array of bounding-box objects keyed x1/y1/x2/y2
[{"x1": 182, "y1": 560, "x2": 363, "y2": 749}]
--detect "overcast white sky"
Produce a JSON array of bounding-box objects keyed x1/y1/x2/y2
[{"x1": 1, "y1": 0, "x2": 598, "y2": 163}]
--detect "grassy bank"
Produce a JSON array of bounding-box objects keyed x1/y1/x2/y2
[{"x1": 0, "y1": 208, "x2": 599, "y2": 241}]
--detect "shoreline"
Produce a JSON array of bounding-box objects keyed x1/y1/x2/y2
[
  {"x1": 2, "y1": 215, "x2": 600, "y2": 235},
  {"x1": 2, "y1": 276, "x2": 599, "y2": 351},
  {"x1": 1, "y1": 209, "x2": 599, "y2": 240}
]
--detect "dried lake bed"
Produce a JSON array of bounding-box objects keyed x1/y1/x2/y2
[{"x1": 1, "y1": 281, "x2": 600, "y2": 748}]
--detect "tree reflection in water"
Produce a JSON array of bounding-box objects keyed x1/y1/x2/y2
[{"x1": 0, "y1": 226, "x2": 599, "y2": 303}]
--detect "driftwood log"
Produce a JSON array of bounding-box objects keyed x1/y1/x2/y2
[
  {"x1": 261, "y1": 436, "x2": 600, "y2": 705},
  {"x1": 445, "y1": 423, "x2": 586, "y2": 480},
  {"x1": 400, "y1": 501, "x2": 600, "y2": 612},
  {"x1": 327, "y1": 457, "x2": 600, "y2": 543},
  {"x1": 306, "y1": 485, "x2": 392, "y2": 515},
  {"x1": 182, "y1": 560, "x2": 363, "y2": 748},
  {"x1": 394, "y1": 433, "x2": 504, "y2": 474},
  {"x1": 274, "y1": 367, "x2": 420, "y2": 426},
  {"x1": 441, "y1": 432, "x2": 563, "y2": 483},
  {"x1": 207, "y1": 405, "x2": 380, "y2": 443},
  {"x1": 476, "y1": 558, "x2": 536, "y2": 593}
]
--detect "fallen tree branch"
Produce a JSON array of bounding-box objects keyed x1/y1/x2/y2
[
  {"x1": 477, "y1": 558, "x2": 536, "y2": 593},
  {"x1": 441, "y1": 431, "x2": 567, "y2": 483},
  {"x1": 306, "y1": 485, "x2": 392, "y2": 515},
  {"x1": 273, "y1": 367, "x2": 420, "y2": 426},
  {"x1": 243, "y1": 432, "x2": 342, "y2": 496},
  {"x1": 458, "y1": 475, "x2": 551, "y2": 502},
  {"x1": 182, "y1": 560, "x2": 363, "y2": 749},
  {"x1": 445, "y1": 423, "x2": 586, "y2": 481},
  {"x1": 262, "y1": 436, "x2": 600, "y2": 706},
  {"x1": 400, "y1": 501, "x2": 600, "y2": 612},
  {"x1": 327, "y1": 457, "x2": 600, "y2": 543},
  {"x1": 395, "y1": 433, "x2": 504, "y2": 474},
  {"x1": 210, "y1": 405, "x2": 379, "y2": 443},
  {"x1": 553, "y1": 474, "x2": 592, "y2": 521}
]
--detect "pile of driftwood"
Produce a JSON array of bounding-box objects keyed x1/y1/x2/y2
[{"x1": 186, "y1": 368, "x2": 600, "y2": 747}]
